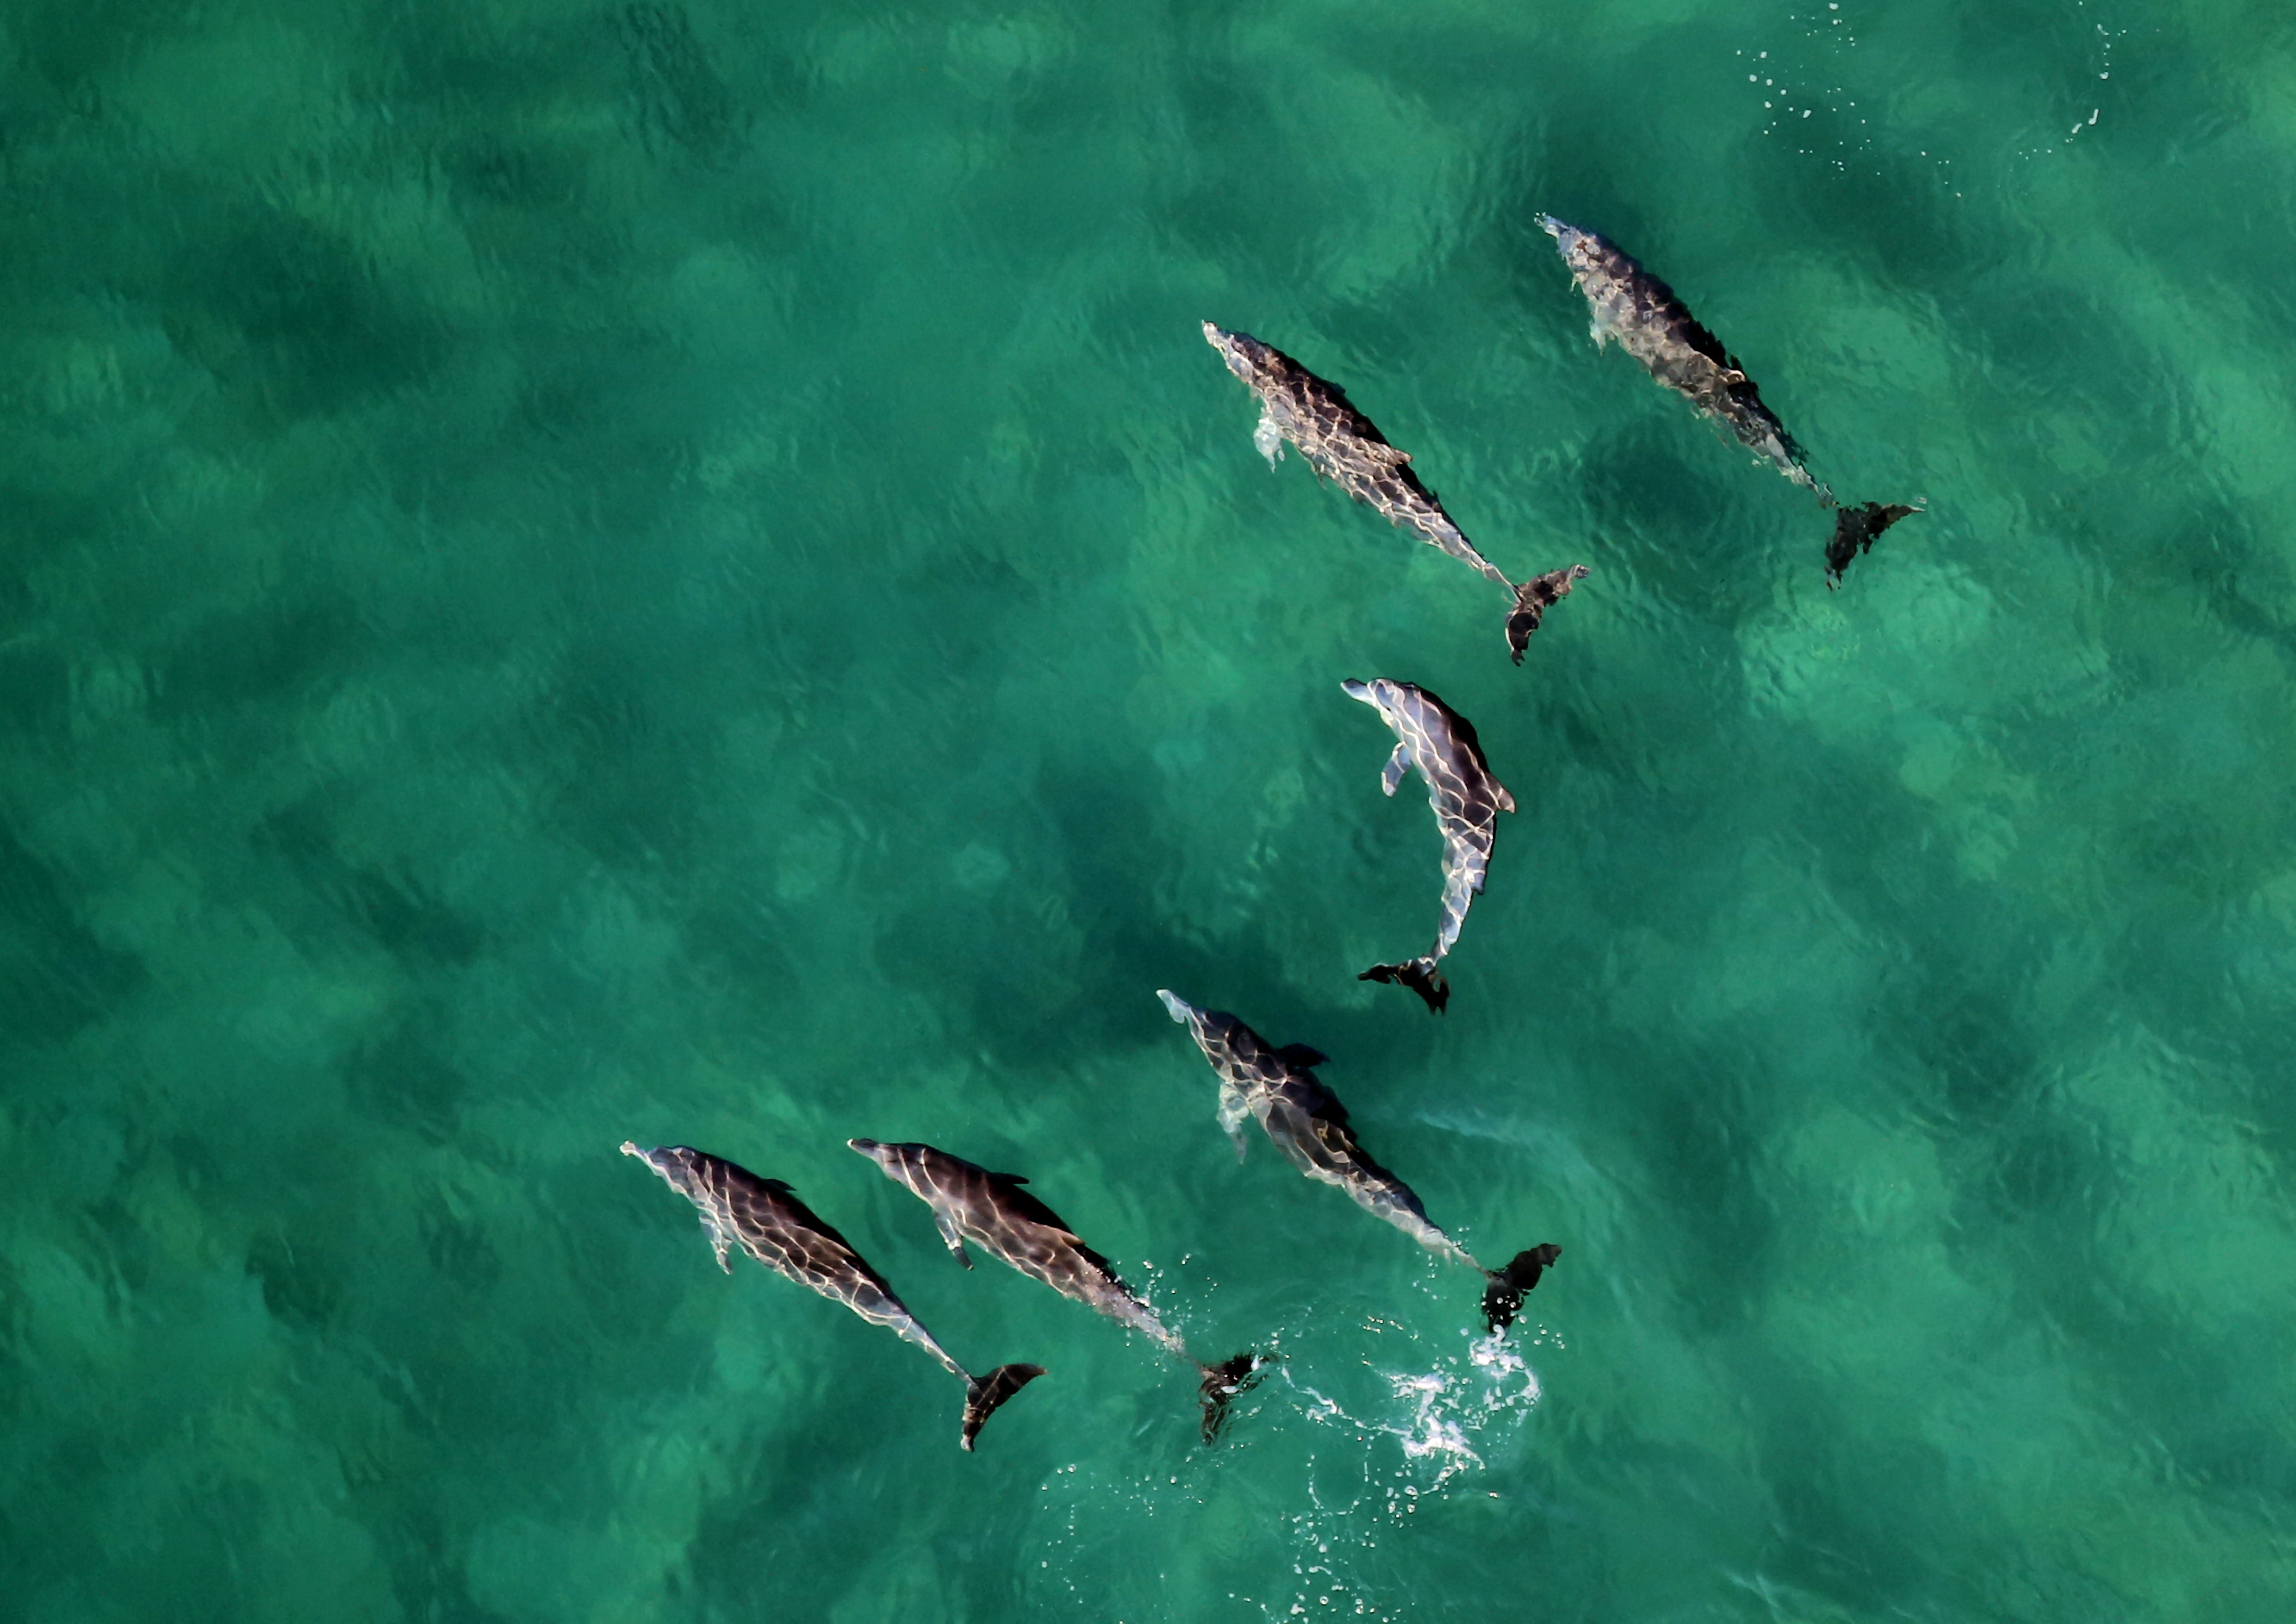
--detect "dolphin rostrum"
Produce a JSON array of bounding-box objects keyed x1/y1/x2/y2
[
  {"x1": 1824, "y1": 501, "x2": 1922, "y2": 586},
  {"x1": 847, "y1": 1138, "x2": 1259, "y2": 1441},
  {"x1": 622, "y1": 1141, "x2": 1045, "y2": 1450},
  {"x1": 1203, "y1": 321, "x2": 1588, "y2": 663},
  {"x1": 1156, "y1": 991, "x2": 1559, "y2": 1332},
  {"x1": 1342, "y1": 678, "x2": 1512, "y2": 1015},
  {"x1": 1536, "y1": 216, "x2": 1827, "y2": 501}
]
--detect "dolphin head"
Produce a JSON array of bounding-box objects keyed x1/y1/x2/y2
[
  {"x1": 1156, "y1": 988, "x2": 1201, "y2": 1028},
  {"x1": 847, "y1": 1137, "x2": 930, "y2": 1196},
  {"x1": 1536, "y1": 214, "x2": 1592, "y2": 258},
  {"x1": 622, "y1": 1141, "x2": 706, "y2": 1197},
  {"x1": 1536, "y1": 215, "x2": 1604, "y2": 278},
  {"x1": 1201, "y1": 321, "x2": 1269, "y2": 387},
  {"x1": 1341, "y1": 677, "x2": 1401, "y2": 726}
]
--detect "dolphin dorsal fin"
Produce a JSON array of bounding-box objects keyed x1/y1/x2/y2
[
  {"x1": 1276, "y1": 1043, "x2": 1329, "y2": 1070},
  {"x1": 987, "y1": 1171, "x2": 1029, "y2": 1186}
]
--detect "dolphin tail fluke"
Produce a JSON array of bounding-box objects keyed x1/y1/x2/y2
[
  {"x1": 1196, "y1": 1352, "x2": 1266, "y2": 1443},
  {"x1": 960, "y1": 1362, "x2": 1047, "y2": 1451},
  {"x1": 1359, "y1": 956, "x2": 1450, "y2": 1015},
  {"x1": 1481, "y1": 1244, "x2": 1562, "y2": 1334},
  {"x1": 1505, "y1": 564, "x2": 1589, "y2": 663},
  {"x1": 1823, "y1": 501, "x2": 1922, "y2": 588}
]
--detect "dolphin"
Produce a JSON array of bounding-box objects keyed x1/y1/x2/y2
[
  {"x1": 847, "y1": 1138, "x2": 1259, "y2": 1441},
  {"x1": 1341, "y1": 678, "x2": 1512, "y2": 1014},
  {"x1": 621, "y1": 1141, "x2": 1045, "y2": 1450},
  {"x1": 1824, "y1": 501, "x2": 1921, "y2": 586},
  {"x1": 1536, "y1": 216, "x2": 1827, "y2": 501},
  {"x1": 1202, "y1": 321, "x2": 1588, "y2": 663},
  {"x1": 1156, "y1": 991, "x2": 1559, "y2": 1332}
]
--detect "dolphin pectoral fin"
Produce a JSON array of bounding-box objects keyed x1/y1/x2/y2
[
  {"x1": 1275, "y1": 1043, "x2": 1329, "y2": 1070},
  {"x1": 1481, "y1": 1243, "x2": 1562, "y2": 1334},
  {"x1": 933, "y1": 1210, "x2": 974, "y2": 1269},
  {"x1": 1216, "y1": 1083, "x2": 1251, "y2": 1163},
  {"x1": 960, "y1": 1362, "x2": 1047, "y2": 1451},
  {"x1": 705, "y1": 1215, "x2": 736, "y2": 1274},
  {"x1": 1381, "y1": 743, "x2": 1410, "y2": 797},
  {"x1": 1253, "y1": 406, "x2": 1284, "y2": 466}
]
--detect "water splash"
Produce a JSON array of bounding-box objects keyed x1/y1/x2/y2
[
  {"x1": 1284, "y1": 1321, "x2": 1547, "y2": 1498},
  {"x1": 1015, "y1": 1313, "x2": 1551, "y2": 1619}
]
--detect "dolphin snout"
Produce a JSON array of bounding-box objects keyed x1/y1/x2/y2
[
  {"x1": 846, "y1": 1137, "x2": 881, "y2": 1156},
  {"x1": 1156, "y1": 989, "x2": 1195, "y2": 1024}
]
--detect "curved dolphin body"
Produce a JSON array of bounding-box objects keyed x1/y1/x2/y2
[
  {"x1": 621, "y1": 1142, "x2": 1044, "y2": 1450},
  {"x1": 1342, "y1": 678, "x2": 1513, "y2": 1014},
  {"x1": 1536, "y1": 216, "x2": 1825, "y2": 501},
  {"x1": 1156, "y1": 991, "x2": 1558, "y2": 1333},
  {"x1": 1202, "y1": 321, "x2": 1587, "y2": 663},
  {"x1": 847, "y1": 1138, "x2": 1259, "y2": 1441}
]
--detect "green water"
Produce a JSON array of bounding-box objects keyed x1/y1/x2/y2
[{"x1": 7, "y1": 1, "x2": 2296, "y2": 1618}]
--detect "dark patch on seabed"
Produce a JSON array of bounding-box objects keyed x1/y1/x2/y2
[
  {"x1": 617, "y1": 4, "x2": 780, "y2": 165},
  {"x1": 0, "y1": 823, "x2": 144, "y2": 1046}
]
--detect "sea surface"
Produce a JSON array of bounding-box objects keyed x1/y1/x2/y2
[{"x1": 7, "y1": 2, "x2": 2296, "y2": 1619}]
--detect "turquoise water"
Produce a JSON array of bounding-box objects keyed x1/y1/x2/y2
[{"x1": 8, "y1": 1, "x2": 2296, "y2": 1618}]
